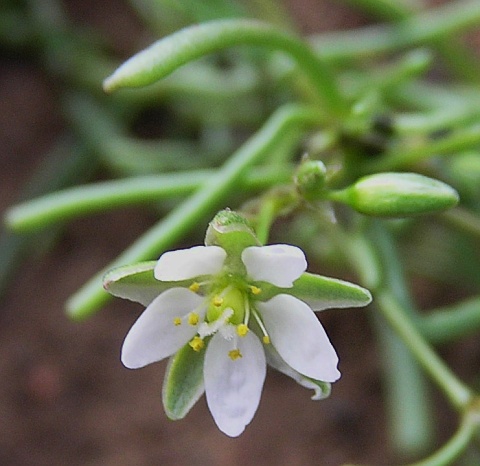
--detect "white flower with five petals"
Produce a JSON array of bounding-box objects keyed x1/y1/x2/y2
[{"x1": 104, "y1": 211, "x2": 371, "y2": 437}]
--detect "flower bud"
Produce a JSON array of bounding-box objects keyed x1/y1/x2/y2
[
  {"x1": 294, "y1": 159, "x2": 327, "y2": 201},
  {"x1": 335, "y1": 172, "x2": 459, "y2": 217},
  {"x1": 205, "y1": 209, "x2": 259, "y2": 254}
]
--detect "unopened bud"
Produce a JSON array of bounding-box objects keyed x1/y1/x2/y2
[
  {"x1": 333, "y1": 172, "x2": 459, "y2": 217},
  {"x1": 205, "y1": 209, "x2": 259, "y2": 253},
  {"x1": 295, "y1": 159, "x2": 327, "y2": 201}
]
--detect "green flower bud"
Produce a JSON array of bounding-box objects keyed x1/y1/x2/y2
[
  {"x1": 205, "y1": 209, "x2": 259, "y2": 259},
  {"x1": 294, "y1": 159, "x2": 327, "y2": 201},
  {"x1": 333, "y1": 172, "x2": 459, "y2": 217}
]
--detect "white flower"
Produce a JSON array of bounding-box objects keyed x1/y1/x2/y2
[{"x1": 121, "y1": 243, "x2": 340, "y2": 437}]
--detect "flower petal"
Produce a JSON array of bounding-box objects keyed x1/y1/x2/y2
[
  {"x1": 265, "y1": 344, "x2": 331, "y2": 400},
  {"x1": 204, "y1": 331, "x2": 266, "y2": 437},
  {"x1": 154, "y1": 246, "x2": 226, "y2": 281},
  {"x1": 257, "y1": 294, "x2": 340, "y2": 382},
  {"x1": 242, "y1": 245, "x2": 307, "y2": 287},
  {"x1": 121, "y1": 288, "x2": 205, "y2": 369}
]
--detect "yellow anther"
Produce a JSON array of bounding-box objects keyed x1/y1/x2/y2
[
  {"x1": 236, "y1": 324, "x2": 249, "y2": 337},
  {"x1": 189, "y1": 282, "x2": 200, "y2": 293},
  {"x1": 212, "y1": 295, "x2": 224, "y2": 307},
  {"x1": 228, "y1": 349, "x2": 242, "y2": 360},
  {"x1": 249, "y1": 285, "x2": 262, "y2": 295},
  {"x1": 189, "y1": 336, "x2": 204, "y2": 352},
  {"x1": 188, "y1": 312, "x2": 199, "y2": 326},
  {"x1": 173, "y1": 317, "x2": 182, "y2": 326},
  {"x1": 262, "y1": 335, "x2": 271, "y2": 345}
]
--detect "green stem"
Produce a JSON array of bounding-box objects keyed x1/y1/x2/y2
[
  {"x1": 441, "y1": 208, "x2": 480, "y2": 240},
  {"x1": 6, "y1": 166, "x2": 292, "y2": 232},
  {"x1": 0, "y1": 139, "x2": 97, "y2": 297},
  {"x1": 373, "y1": 312, "x2": 434, "y2": 455},
  {"x1": 66, "y1": 104, "x2": 324, "y2": 319},
  {"x1": 344, "y1": 0, "x2": 480, "y2": 83},
  {"x1": 254, "y1": 196, "x2": 278, "y2": 245},
  {"x1": 364, "y1": 124, "x2": 480, "y2": 172},
  {"x1": 406, "y1": 413, "x2": 478, "y2": 466},
  {"x1": 365, "y1": 221, "x2": 473, "y2": 410},
  {"x1": 312, "y1": 0, "x2": 480, "y2": 62},
  {"x1": 420, "y1": 296, "x2": 480, "y2": 344},
  {"x1": 103, "y1": 19, "x2": 346, "y2": 116},
  {"x1": 363, "y1": 221, "x2": 434, "y2": 454},
  {"x1": 344, "y1": 0, "x2": 416, "y2": 20},
  {"x1": 377, "y1": 290, "x2": 473, "y2": 410}
]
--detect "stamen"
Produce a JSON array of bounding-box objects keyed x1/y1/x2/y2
[
  {"x1": 173, "y1": 317, "x2": 182, "y2": 326},
  {"x1": 243, "y1": 297, "x2": 251, "y2": 326},
  {"x1": 228, "y1": 349, "x2": 242, "y2": 360},
  {"x1": 188, "y1": 312, "x2": 199, "y2": 326},
  {"x1": 189, "y1": 336, "x2": 204, "y2": 352},
  {"x1": 236, "y1": 324, "x2": 249, "y2": 337},
  {"x1": 252, "y1": 309, "x2": 271, "y2": 345},
  {"x1": 249, "y1": 285, "x2": 262, "y2": 295},
  {"x1": 212, "y1": 295, "x2": 224, "y2": 307},
  {"x1": 189, "y1": 282, "x2": 200, "y2": 293}
]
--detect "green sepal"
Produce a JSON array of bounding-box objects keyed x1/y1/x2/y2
[
  {"x1": 102, "y1": 261, "x2": 201, "y2": 306},
  {"x1": 300, "y1": 378, "x2": 331, "y2": 400},
  {"x1": 254, "y1": 272, "x2": 372, "y2": 310},
  {"x1": 162, "y1": 341, "x2": 206, "y2": 420}
]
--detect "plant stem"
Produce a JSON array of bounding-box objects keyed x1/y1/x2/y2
[
  {"x1": 406, "y1": 413, "x2": 478, "y2": 466},
  {"x1": 364, "y1": 124, "x2": 480, "y2": 172},
  {"x1": 6, "y1": 166, "x2": 292, "y2": 232},
  {"x1": 377, "y1": 290, "x2": 473, "y2": 410},
  {"x1": 365, "y1": 221, "x2": 473, "y2": 409},
  {"x1": 364, "y1": 221, "x2": 434, "y2": 453},
  {"x1": 344, "y1": 0, "x2": 480, "y2": 83},
  {"x1": 66, "y1": 104, "x2": 324, "y2": 319},
  {"x1": 253, "y1": 196, "x2": 278, "y2": 245},
  {"x1": 441, "y1": 208, "x2": 480, "y2": 240},
  {"x1": 312, "y1": 0, "x2": 480, "y2": 62},
  {"x1": 0, "y1": 139, "x2": 97, "y2": 297},
  {"x1": 420, "y1": 296, "x2": 480, "y2": 344}
]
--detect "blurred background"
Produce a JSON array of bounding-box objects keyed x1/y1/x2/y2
[{"x1": 1, "y1": 0, "x2": 479, "y2": 465}]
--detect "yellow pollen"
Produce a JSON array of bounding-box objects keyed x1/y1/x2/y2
[
  {"x1": 236, "y1": 324, "x2": 249, "y2": 337},
  {"x1": 262, "y1": 335, "x2": 271, "y2": 345},
  {"x1": 228, "y1": 349, "x2": 242, "y2": 360},
  {"x1": 213, "y1": 295, "x2": 224, "y2": 307},
  {"x1": 189, "y1": 282, "x2": 200, "y2": 292},
  {"x1": 173, "y1": 317, "x2": 182, "y2": 326},
  {"x1": 188, "y1": 312, "x2": 199, "y2": 326},
  {"x1": 249, "y1": 285, "x2": 262, "y2": 295},
  {"x1": 189, "y1": 336, "x2": 204, "y2": 352}
]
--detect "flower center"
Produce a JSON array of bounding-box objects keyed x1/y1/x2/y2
[{"x1": 206, "y1": 287, "x2": 245, "y2": 325}]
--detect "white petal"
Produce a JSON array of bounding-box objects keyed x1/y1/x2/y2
[
  {"x1": 154, "y1": 246, "x2": 226, "y2": 281},
  {"x1": 257, "y1": 294, "x2": 340, "y2": 382},
  {"x1": 265, "y1": 345, "x2": 331, "y2": 400},
  {"x1": 121, "y1": 288, "x2": 205, "y2": 369},
  {"x1": 204, "y1": 331, "x2": 266, "y2": 437},
  {"x1": 241, "y1": 244, "x2": 307, "y2": 287}
]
